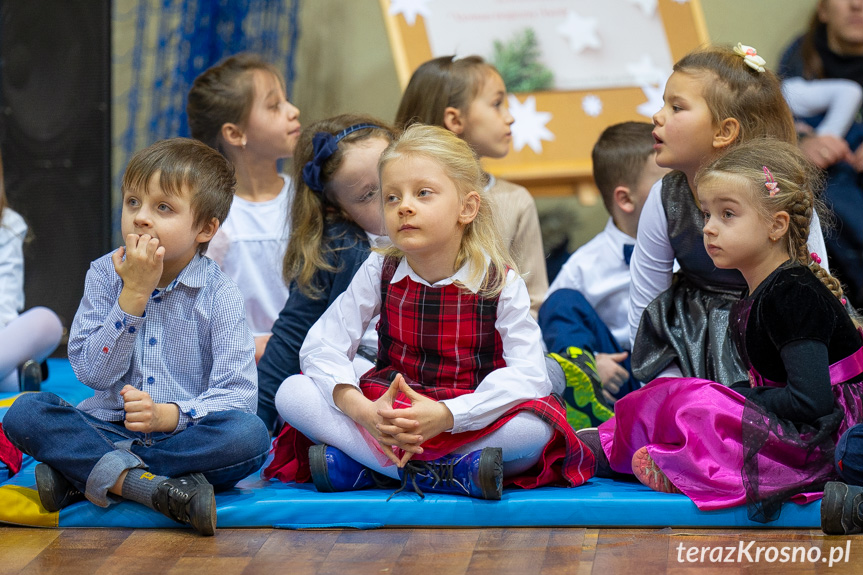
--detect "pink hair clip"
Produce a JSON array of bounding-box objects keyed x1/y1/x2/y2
[
  {"x1": 763, "y1": 166, "x2": 779, "y2": 197},
  {"x1": 841, "y1": 298, "x2": 848, "y2": 306},
  {"x1": 810, "y1": 252, "x2": 822, "y2": 264}
]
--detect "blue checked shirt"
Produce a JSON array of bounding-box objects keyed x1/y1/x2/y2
[{"x1": 69, "y1": 252, "x2": 257, "y2": 431}]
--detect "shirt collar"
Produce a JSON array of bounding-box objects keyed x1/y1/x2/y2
[
  {"x1": 390, "y1": 255, "x2": 489, "y2": 293},
  {"x1": 483, "y1": 173, "x2": 496, "y2": 192},
  {"x1": 165, "y1": 253, "x2": 208, "y2": 293},
  {"x1": 602, "y1": 217, "x2": 636, "y2": 262}
]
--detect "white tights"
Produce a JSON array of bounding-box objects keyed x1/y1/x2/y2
[
  {"x1": 0, "y1": 307, "x2": 63, "y2": 392},
  {"x1": 274, "y1": 374, "x2": 553, "y2": 479}
]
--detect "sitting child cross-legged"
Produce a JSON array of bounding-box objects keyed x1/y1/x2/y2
[
  {"x1": 581, "y1": 138, "x2": 863, "y2": 524},
  {"x1": 2, "y1": 138, "x2": 271, "y2": 536},
  {"x1": 540, "y1": 122, "x2": 668, "y2": 429},
  {"x1": 263, "y1": 124, "x2": 594, "y2": 498}
]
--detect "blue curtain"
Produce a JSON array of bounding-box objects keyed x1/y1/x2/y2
[{"x1": 112, "y1": 0, "x2": 300, "y2": 240}]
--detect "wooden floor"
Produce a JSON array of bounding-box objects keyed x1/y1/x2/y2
[{"x1": 1, "y1": 526, "x2": 861, "y2": 574}]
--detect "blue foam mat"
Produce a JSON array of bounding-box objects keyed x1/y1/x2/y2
[{"x1": 0, "y1": 359, "x2": 821, "y2": 529}]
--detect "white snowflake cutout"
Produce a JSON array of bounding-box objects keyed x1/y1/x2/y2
[
  {"x1": 582, "y1": 95, "x2": 603, "y2": 117},
  {"x1": 626, "y1": 55, "x2": 670, "y2": 87},
  {"x1": 637, "y1": 84, "x2": 664, "y2": 119},
  {"x1": 508, "y1": 94, "x2": 555, "y2": 154},
  {"x1": 628, "y1": 0, "x2": 657, "y2": 17},
  {"x1": 557, "y1": 11, "x2": 601, "y2": 53},
  {"x1": 389, "y1": 0, "x2": 432, "y2": 26}
]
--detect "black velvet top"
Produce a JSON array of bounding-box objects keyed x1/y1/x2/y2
[{"x1": 730, "y1": 262, "x2": 863, "y2": 424}]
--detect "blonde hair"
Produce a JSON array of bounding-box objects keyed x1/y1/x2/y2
[
  {"x1": 695, "y1": 138, "x2": 849, "y2": 305},
  {"x1": 377, "y1": 124, "x2": 512, "y2": 297},
  {"x1": 674, "y1": 44, "x2": 796, "y2": 147},
  {"x1": 284, "y1": 114, "x2": 395, "y2": 298}
]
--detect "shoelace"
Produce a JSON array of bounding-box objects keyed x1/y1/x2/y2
[{"x1": 387, "y1": 456, "x2": 464, "y2": 501}]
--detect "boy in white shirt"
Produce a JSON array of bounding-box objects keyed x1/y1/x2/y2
[{"x1": 541, "y1": 122, "x2": 668, "y2": 429}]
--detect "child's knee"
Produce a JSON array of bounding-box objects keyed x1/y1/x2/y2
[
  {"x1": 274, "y1": 374, "x2": 320, "y2": 418},
  {"x1": 836, "y1": 424, "x2": 863, "y2": 486}
]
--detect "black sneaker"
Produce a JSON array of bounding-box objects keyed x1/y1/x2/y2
[
  {"x1": 19, "y1": 359, "x2": 42, "y2": 392},
  {"x1": 822, "y1": 481, "x2": 863, "y2": 535},
  {"x1": 151, "y1": 473, "x2": 216, "y2": 536},
  {"x1": 35, "y1": 463, "x2": 85, "y2": 511},
  {"x1": 575, "y1": 427, "x2": 614, "y2": 478}
]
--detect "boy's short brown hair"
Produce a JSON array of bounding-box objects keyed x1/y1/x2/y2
[
  {"x1": 122, "y1": 138, "x2": 236, "y2": 253},
  {"x1": 591, "y1": 122, "x2": 656, "y2": 215}
]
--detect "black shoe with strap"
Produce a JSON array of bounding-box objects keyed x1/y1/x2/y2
[
  {"x1": 151, "y1": 473, "x2": 216, "y2": 536},
  {"x1": 35, "y1": 463, "x2": 86, "y2": 512},
  {"x1": 822, "y1": 481, "x2": 863, "y2": 535}
]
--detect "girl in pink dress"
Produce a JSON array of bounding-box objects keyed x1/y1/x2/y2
[{"x1": 588, "y1": 138, "x2": 863, "y2": 523}]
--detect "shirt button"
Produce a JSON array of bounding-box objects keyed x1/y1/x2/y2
[
  {"x1": 149, "y1": 337, "x2": 157, "y2": 346},
  {"x1": 115, "y1": 321, "x2": 122, "y2": 329},
  {"x1": 189, "y1": 408, "x2": 197, "y2": 417},
  {"x1": 147, "y1": 376, "x2": 155, "y2": 384},
  {"x1": 154, "y1": 297, "x2": 162, "y2": 303},
  {"x1": 128, "y1": 326, "x2": 136, "y2": 333}
]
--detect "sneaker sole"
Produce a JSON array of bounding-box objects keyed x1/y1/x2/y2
[
  {"x1": 35, "y1": 463, "x2": 81, "y2": 512},
  {"x1": 631, "y1": 447, "x2": 681, "y2": 494},
  {"x1": 189, "y1": 481, "x2": 217, "y2": 537},
  {"x1": 822, "y1": 481, "x2": 860, "y2": 535},
  {"x1": 309, "y1": 444, "x2": 336, "y2": 493},
  {"x1": 477, "y1": 447, "x2": 503, "y2": 500}
]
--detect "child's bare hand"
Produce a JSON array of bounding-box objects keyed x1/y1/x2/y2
[
  {"x1": 120, "y1": 385, "x2": 178, "y2": 433},
  {"x1": 113, "y1": 234, "x2": 164, "y2": 315},
  {"x1": 595, "y1": 351, "x2": 629, "y2": 405},
  {"x1": 333, "y1": 381, "x2": 422, "y2": 467},
  {"x1": 377, "y1": 375, "x2": 453, "y2": 466}
]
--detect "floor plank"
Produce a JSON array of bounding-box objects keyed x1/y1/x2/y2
[{"x1": 1, "y1": 526, "x2": 860, "y2": 575}]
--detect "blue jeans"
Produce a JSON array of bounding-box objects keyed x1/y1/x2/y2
[
  {"x1": 3, "y1": 392, "x2": 270, "y2": 507},
  {"x1": 539, "y1": 288, "x2": 639, "y2": 398}
]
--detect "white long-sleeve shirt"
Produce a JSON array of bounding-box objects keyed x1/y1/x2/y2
[{"x1": 300, "y1": 253, "x2": 551, "y2": 434}]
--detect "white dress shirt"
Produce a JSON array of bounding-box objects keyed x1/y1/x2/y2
[
  {"x1": 546, "y1": 217, "x2": 634, "y2": 350},
  {"x1": 0, "y1": 208, "x2": 27, "y2": 328}
]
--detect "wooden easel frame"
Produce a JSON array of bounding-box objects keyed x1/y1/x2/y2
[{"x1": 379, "y1": 0, "x2": 709, "y2": 197}]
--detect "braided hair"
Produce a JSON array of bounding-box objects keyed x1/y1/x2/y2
[{"x1": 695, "y1": 138, "x2": 846, "y2": 301}]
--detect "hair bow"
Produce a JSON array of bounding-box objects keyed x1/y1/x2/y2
[
  {"x1": 301, "y1": 123, "x2": 382, "y2": 193},
  {"x1": 733, "y1": 43, "x2": 766, "y2": 73},
  {"x1": 763, "y1": 166, "x2": 779, "y2": 197}
]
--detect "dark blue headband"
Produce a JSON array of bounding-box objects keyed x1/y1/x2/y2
[{"x1": 301, "y1": 123, "x2": 382, "y2": 193}]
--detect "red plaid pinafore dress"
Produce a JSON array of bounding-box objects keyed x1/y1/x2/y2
[{"x1": 263, "y1": 257, "x2": 594, "y2": 488}]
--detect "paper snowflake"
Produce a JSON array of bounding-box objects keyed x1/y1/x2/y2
[
  {"x1": 626, "y1": 55, "x2": 670, "y2": 87},
  {"x1": 582, "y1": 95, "x2": 603, "y2": 117},
  {"x1": 637, "y1": 84, "x2": 664, "y2": 119},
  {"x1": 628, "y1": 0, "x2": 657, "y2": 17},
  {"x1": 389, "y1": 0, "x2": 432, "y2": 26},
  {"x1": 557, "y1": 11, "x2": 601, "y2": 53},
  {"x1": 508, "y1": 94, "x2": 554, "y2": 154}
]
